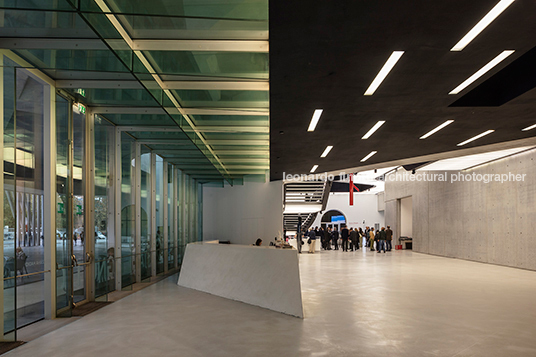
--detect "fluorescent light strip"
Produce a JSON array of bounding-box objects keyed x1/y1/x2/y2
[
  {"x1": 420, "y1": 120, "x2": 454, "y2": 139},
  {"x1": 449, "y1": 50, "x2": 514, "y2": 95},
  {"x1": 310, "y1": 165, "x2": 319, "y2": 173},
  {"x1": 522, "y1": 124, "x2": 536, "y2": 131},
  {"x1": 451, "y1": 0, "x2": 515, "y2": 51},
  {"x1": 320, "y1": 145, "x2": 333, "y2": 158},
  {"x1": 360, "y1": 151, "x2": 377, "y2": 162},
  {"x1": 362, "y1": 121, "x2": 385, "y2": 139},
  {"x1": 457, "y1": 130, "x2": 495, "y2": 146},
  {"x1": 308, "y1": 109, "x2": 323, "y2": 132},
  {"x1": 364, "y1": 51, "x2": 404, "y2": 95}
]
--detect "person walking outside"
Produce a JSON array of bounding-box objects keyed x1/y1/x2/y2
[{"x1": 386, "y1": 225, "x2": 393, "y2": 252}]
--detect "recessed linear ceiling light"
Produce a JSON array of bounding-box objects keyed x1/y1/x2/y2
[
  {"x1": 451, "y1": 0, "x2": 515, "y2": 52},
  {"x1": 307, "y1": 109, "x2": 323, "y2": 132},
  {"x1": 420, "y1": 120, "x2": 455, "y2": 139},
  {"x1": 310, "y1": 165, "x2": 319, "y2": 173},
  {"x1": 364, "y1": 51, "x2": 405, "y2": 96},
  {"x1": 522, "y1": 124, "x2": 536, "y2": 131},
  {"x1": 362, "y1": 121, "x2": 385, "y2": 139},
  {"x1": 449, "y1": 50, "x2": 514, "y2": 95},
  {"x1": 320, "y1": 145, "x2": 333, "y2": 158},
  {"x1": 457, "y1": 130, "x2": 495, "y2": 146},
  {"x1": 360, "y1": 151, "x2": 377, "y2": 162}
]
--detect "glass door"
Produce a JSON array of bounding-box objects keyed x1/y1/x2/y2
[{"x1": 56, "y1": 96, "x2": 89, "y2": 316}]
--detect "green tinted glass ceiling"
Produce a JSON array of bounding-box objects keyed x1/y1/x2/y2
[
  {"x1": 2, "y1": 9, "x2": 97, "y2": 38},
  {"x1": 140, "y1": 51, "x2": 268, "y2": 79},
  {"x1": 174, "y1": 90, "x2": 268, "y2": 108},
  {"x1": 2, "y1": 0, "x2": 269, "y2": 184},
  {"x1": 81, "y1": 0, "x2": 268, "y2": 20},
  {"x1": 101, "y1": 113, "x2": 180, "y2": 127},
  {"x1": 113, "y1": 14, "x2": 267, "y2": 40}
]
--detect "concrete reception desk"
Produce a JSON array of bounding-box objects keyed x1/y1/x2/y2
[{"x1": 178, "y1": 243, "x2": 303, "y2": 318}]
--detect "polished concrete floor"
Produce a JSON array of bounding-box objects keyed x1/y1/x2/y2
[{"x1": 7, "y1": 249, "x2": 536, "y2": 356}]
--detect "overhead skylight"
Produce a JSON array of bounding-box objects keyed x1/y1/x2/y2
[
  {"x1": 362, "y1": 121, "x2": 385, "y2": 139},
  {"x1": 449, "y1": 50, "x2": 514, "y2": 95},
  {"x1": 417, "y1": 146, "x2": 534, "y2": 171},
  {"x1": 420, "y1": 120, "x2": 454, "y2": 139},
  {"x1": 457, "y1": 130, "x2": 494, "y2": 146},
  {"x1": 451, "y1": 0, "x2": 516, "y2": 52},
  {"x1": 364, "y1": 51, "x2": 404, "y2": 95},
  {"x1": 307, "y1": 109, "x2": 323, "y2": 132}
]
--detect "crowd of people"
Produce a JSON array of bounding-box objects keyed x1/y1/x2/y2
[{"x1": 303, "y1": 225, "x2": 393, "y2": 254}]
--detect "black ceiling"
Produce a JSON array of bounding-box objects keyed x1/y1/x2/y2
[{"x1": 269, "y1": 0, "x2": 536, "y2": 180}]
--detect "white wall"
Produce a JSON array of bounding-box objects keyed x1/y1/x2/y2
[
  {"x1": 400, "y1": 196, "x2": 413, "y2": 237},
  {"x1": 203, "y1": 179, "x2": 283, "y2": 245},
  {"x1": 312, "y1": 192, "x2": 384, "y2": 229}
]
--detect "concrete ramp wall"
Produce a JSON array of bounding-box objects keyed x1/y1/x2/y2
[{"x1": 178, "y1": 243, "x2": 304, "y2": 318}]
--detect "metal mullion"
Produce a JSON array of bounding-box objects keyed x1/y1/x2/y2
[
  {"x1": 85, "y1": 110, "x2": 95, "y2": 302},
  {"x1": 135, "y1": 142, "x2": 141, "y2": 283},
  {"x1": 163, "y1": 161, "x2": 168, "y2": 273},
  {"x1": 173, "y1": 167, "x2": 178, "y2": 269},
  {"x1": 151, "y1": 151, "x2": 156, "y2": 277},
  {"x1": 114, "y1": 127, "x2": 122, "y2": 291}
]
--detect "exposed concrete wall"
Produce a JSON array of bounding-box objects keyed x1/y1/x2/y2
[
  {"x1": 178, "y1": 243, "x2": 303, "y2": 318},
  {"x1": 203, "y1": 179, "x2": 283, "y2": 245},
  {"x1": 385, "y1": 148, "x2": 536, "y2": 271}
]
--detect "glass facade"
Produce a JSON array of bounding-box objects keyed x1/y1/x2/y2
[{"x1": 0, "y1": 0, "x2": 267, "y2": 340}]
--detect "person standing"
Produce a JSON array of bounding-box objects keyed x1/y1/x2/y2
[
  {"x1": 308, "y1": 228, "x2": 316, "y2": 254},
  {"x1": 325, "y1": 227, "x2": 332, "y2": 250},
  {"x1": 386, "y1": 225, "x2": 393, "y2": 252},
  {"x1": 341, "y1": 225, "x2": 349, "y2": 252},
  {"x1": 377, "y1": 227, "x2": 386, "y2": 253},
  {"x1": 331, "y1": 227, "x2": 339, "y2": 250},
  {"x1": 349, "y1": 228, "x2": 359, "y2": 251},
  {"x1": 369, "y1": 227, "x2": 375, "y2": 251},
  {"x1": 319, "y1": 227, "x2": 326, "y2": 250}
]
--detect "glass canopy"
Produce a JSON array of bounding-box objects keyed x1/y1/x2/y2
[{"x1": 0, "y1": 0, "x2": 269, "y2": 184}]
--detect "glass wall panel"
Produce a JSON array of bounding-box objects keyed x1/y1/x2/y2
[
  {"x1": 167, "y1": 163, "x2": 174, "y2": 270},
  {"x1": 140, "y1": 146, "x2": 151, "y2": 280},
  {"x1": 94, "y1": 116, "x2": 115, "y2": 297},
  {"x1": 176, "y1": 169, "x2": 183, "y2": 265},
  {"x1": 72, "y1": 106, "x2": 86, "y2": 303},
  {"x1": 3, "y1": 60, "x2": 17, "y2": 336},
  {"x1": 14, "y1": 68, "x2": 46, "y2": 328},
  {"x1": 120, "y1": 133, "x2": 136, "y2": 288},
  {"x1": 155, "y1": 155, "x2": 164, "y2": 274},
  {"x1": 55, "y1": 94, "x2": 70, "y2": 312}
]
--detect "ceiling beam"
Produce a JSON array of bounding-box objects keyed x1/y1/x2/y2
[
  {"x1": 162, "y1": 81, "x2": 268, "y2": 91},
  {"x1": 168, "y1": 108, "x2": 269, "y2": 116},
  {"x1": 207, "y1": 140, "x2": 269, "y2": 146},
  {"x1": 191, "y1": 126, "x2": 269, "y2": 133},
  {"x1": 119, "y1": 126, "x2": 183, "y2": 132},
  {"x1": 56, "y1": 80, "x2": 268, "y2": 91},
  {"x1": 91, "y1": 107, "x2": 166, "y2": 115},
  {"x1": 131, "y1": 39, "x2": 268, "y2": 52},
  {"x1": 0, "y1": 38, "x2": 269, "y2": 52}
]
